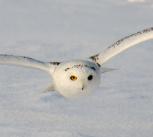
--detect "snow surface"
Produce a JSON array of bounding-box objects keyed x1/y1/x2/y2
[
  {"x1": 128, "y1": 0, "x2": 145, "y2": 3},
  {"x1": 0, "y1": 0, "x2": 153, "y2": 137}
]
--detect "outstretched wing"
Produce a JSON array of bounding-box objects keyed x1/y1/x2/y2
[
  {"x1": 0, "y1": 54, "x2": 59, "y2": 74},
  {"x1": 90, "y1": 27, "x2": 153, "y2": 66}
]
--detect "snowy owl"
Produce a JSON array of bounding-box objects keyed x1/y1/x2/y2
[{"x1": 0, "y1": 27, "x2": 153, "y2": 98}]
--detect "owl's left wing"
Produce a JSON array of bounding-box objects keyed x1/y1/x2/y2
[
  {"x1": 0, "y1": 54, "x2": 59, "y2": 74},
  {"x1": 90, "y1": 27, "x2": 153, "y2": 66}
]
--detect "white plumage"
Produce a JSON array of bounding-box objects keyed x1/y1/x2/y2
[
  {"x1": 90, "y1": 27, "x2": 153, "y2": 65},
  {"x1": 0, "y1": 27, "x2": 153, "y2": 98}
]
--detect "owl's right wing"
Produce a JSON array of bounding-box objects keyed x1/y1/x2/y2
[{"x1": 0, "y1": 54, "x2": 59, "y2": 75}]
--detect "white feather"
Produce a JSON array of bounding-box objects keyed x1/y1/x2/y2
[
  {"x1": 90, "y1": 27, "x2": 153, "y2": 65},
  {"x1": 0, "y1": 54, "x2": 56, "y2": 74}
]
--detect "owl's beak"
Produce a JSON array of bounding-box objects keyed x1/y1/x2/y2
[
  {"x1": 78, "y1": 81, "x2": 85, "y2": 91},
  {"x1": 82, "y1": 85, "x2": 84, "y2": 90},
  {"x1": 81, "y1": 84, "x2": 86, "y2": 90}
]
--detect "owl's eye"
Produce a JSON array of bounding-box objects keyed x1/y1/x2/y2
[
  {"x1": 88, "y1": 75, "x2": 93, "y2": 81},
  {"x1": 70, "y1": 75, "x2": 78, "y2": 81}
]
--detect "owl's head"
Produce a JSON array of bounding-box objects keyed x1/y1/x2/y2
[{"x1": 52, "y1": 60, "x2": 101, "y2": 98}]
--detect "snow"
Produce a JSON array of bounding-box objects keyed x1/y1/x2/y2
[
  {"x1": 127, "y1": 0, "x2": 153, "y2": 7},
  {"x1": 128, "y1": 0, "x2": 146, "y2": 3},
  {"x1": 0, "y1": 0, "x2": 153, "y2": 137}
]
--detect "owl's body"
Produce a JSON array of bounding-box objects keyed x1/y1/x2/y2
[
  {"x1": 52, "y1": 60, "x2": 101, "y2": 97},
  {"x1": 0, "y1": 27, "x2": 153, "y2": 98}
]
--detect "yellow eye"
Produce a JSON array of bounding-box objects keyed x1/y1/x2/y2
[{"x1": 70, "y1": 75, "x2": 77, "y2": 81}]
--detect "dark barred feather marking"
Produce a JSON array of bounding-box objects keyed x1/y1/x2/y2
[{"x1": 50, "y1": 62, "x2": 61, "y2": 65}]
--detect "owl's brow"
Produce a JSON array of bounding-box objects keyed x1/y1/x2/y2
[{"x1": 64, "y1": 64, "x2": 96, "y2": 71}]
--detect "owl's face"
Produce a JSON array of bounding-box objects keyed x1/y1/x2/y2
[{"x1": 53, "y1": 60, "x2": 101, "y2": 98}]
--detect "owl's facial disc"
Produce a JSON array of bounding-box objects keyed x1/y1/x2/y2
[
  {"x1": 69, "y1": 74, "x2": 94, "y2": 90},
  {"x1": 53, "y1": 60, "x2": 101, "y2": 98}
]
